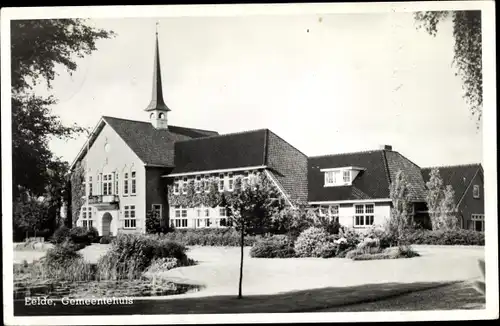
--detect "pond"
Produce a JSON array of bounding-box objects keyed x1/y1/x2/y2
[{"x1": 14, "y1": 279, "x2": 203, "y2": 300}]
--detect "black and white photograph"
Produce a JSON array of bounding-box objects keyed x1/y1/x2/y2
[{"x1": 1, "y1": 2, "x2": 498, "y2": 324}]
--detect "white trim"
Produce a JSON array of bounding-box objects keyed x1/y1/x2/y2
[
  {"x1": 152, "y1": 204, "x2": 162, "y2": 217},
  {"x1": 320, "y1": 166, "x2": 366, "y2": 172},
  {"x1": 308, "y1": 198, "x2": 392, "y2": 205},
  {"x1": 69, "y1": 118, "x2": 105, "y2": 170},
  {"x1": 163, "y1": 165, "x2": 267, "y2": 178},
  {"x1": 264, "y1": 170, "x2": 295, "y2": 209}
]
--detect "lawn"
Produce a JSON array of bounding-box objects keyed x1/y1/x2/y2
[{"x1": 13, "y1": 244, "x2": 485, "y2": 315}]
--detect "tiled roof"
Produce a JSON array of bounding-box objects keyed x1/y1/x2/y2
[
  {"x1": 308, "y1": 149, "x2": 427, "y2": 202},
  {"x1": 171, "y1": 129, "x2": 268, "y2": 173},
  {"x1": 103, "y1": 116, "x2": 218, "y2": 166},
  {"x1": 421, "y1": 164, "x2": 482, "y2": 202}
]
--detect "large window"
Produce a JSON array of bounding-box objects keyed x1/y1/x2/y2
[
  {"x1": 343, "y1": 170, "x2": 351, "y2": 183},
  {"x1": 124, "y1": 205, "x2": 136, "y2": 228},
  {"x1": 173, "y1": 179, "x2": 180, "y2": 195},
  {"x1": 81, "y1": 206, "x2": 93, "y2": 229},
  {"x1": 123, "y1": 173, "x2": 129, "y2": 195},
  {"x1": 219, "y1": 207, "x2": 228, "y2": 226},
  {"x1": 318, "y1": 205, "x2": 339, "y2": 222},
  {"x1": 195, "y1": 175, "x2": 202, "y2": 193},
  {"x1": 354, "y1": 204, "x2": 374, "y2": 227},
  {"x1": 228, "y1": 173, "x2": 234, "y2": 191},
  {"x1": 114, "y1": 173, "x2": 119, "y2": 195},
  {"x1": 204, "y1": 175, "x2": 210, "y2": 192},
  {"x1": 182, "y1": 177, "x2": 188, "y2": 194},
  {"x1": 103, "y1": 173, "x2": 112, "y2": 195},
  {"x1": 152, "y1": 204, "x2": 162, "y2": 217},
  {"x1": 218, "y1": 174, "x2": 225, "y2": 192},
  {"x1": 473, "y1": 185, "x2": 480, "y2": 199},
  {"x1": 324, "y1": 169, "x2": 352, "y2": 187},
  {"x1": 88, "y1": 176, "x2": 93, "y2": 196},
  {"x1": 131, "y1": 171, "x2": 137, "y2": 195},
  {"x1": 471, "y1": 214, "x2": 484, "y2": 232},
  {"x1": 173, "y1": 206, "x2": 188, "y2": 228},
  {"x1": 325, "y1": 171, "x2": 341, "y2": 186}
]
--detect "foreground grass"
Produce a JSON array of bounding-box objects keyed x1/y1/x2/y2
[{"x1": 15, "y1": 281, "x2": 466, "y2": 315}]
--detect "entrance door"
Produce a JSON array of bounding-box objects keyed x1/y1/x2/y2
[{"x1": 102, "y1": 212, "x2": 112, "y2": 236}]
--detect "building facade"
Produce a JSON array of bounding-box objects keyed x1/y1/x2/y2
[{"x1": 69, "y1": 32, "x2": 484, "y2": 236}]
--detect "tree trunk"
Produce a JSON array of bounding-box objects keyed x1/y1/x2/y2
[{"x1": 238, "y1": 224, "x2": 244, "y2": 299}]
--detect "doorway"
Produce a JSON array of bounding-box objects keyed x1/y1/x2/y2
[{"x1": 102, "y1": 212, "x2": 113, "y2": 236}]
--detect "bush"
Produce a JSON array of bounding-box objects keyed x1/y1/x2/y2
[
  {"x1": 51, "y1": 226, "x2": 71, "y2": 244},
  {"x1": 96, "y1": 234, "x2": 190, "y2": 280},
  {"x1": 158, "y1": 228, "x2": 259, "y2": 247},
  {"x1": 69, "y1": 226, "x2": 92, "y2": 245},
  {"x1": 250, "y1": 235, "x2": 295, "y2": 258},
  {"x1": 403, "y1": 229, "x2": 484, "y2": 246},
  {"x1": 351, "y1": 245, "x2": 420, "y2": 261},
  {"x1": 294, "y1": 227, "x2": 338, "y2": 258},
  {"x1": 45, "y1": 241, "x2": 83, "y2": 267},
  {"x1": 99, "y1": 235, "x2": 113, "y2": 244},
  {"x1": 143, "y1": 257, "x2": 178, "y2": 274},
  {"x1": 317, "y1": 241, "x2": 338, "y2": 258},
  {"x1": 366, "y1": 226, "x2": 397, "y2": 248},
  {"x1": 87, "y1": 227, "x2": 100, "y2": 243}
]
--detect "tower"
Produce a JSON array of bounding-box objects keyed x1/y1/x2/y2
[{"x1": 145, "y1": 23, "x2": 171, "y2": 129}]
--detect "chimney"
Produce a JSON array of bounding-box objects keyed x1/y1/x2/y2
[{"x1": 380, "y1": 145, "x2": 392, "y2": 151}]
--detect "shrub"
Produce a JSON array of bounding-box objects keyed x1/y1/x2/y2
[
  {"x1": 345, "y1": 247, "x2": 380, "y2": 259},
  {"x1": 87, "y1": 227, "x2": 100, "y2": 243},
  {"x1": 143, "y1": 257, "x2": 179, "y2": 274},
  {"x1": 294, "y1": 227, "x2": 338, "y2": 258},
  {"x1": 45, "y1": 241, "x2": 82, "y2": 267},
  {"x1": 317, "y1": 241, "x2": 338, "y2": 258},
  {"x1": 395, "y1": 245, "x2": 420, "y2": 258},
  {"x1": 250, "y1": 235, "x2": 295, "y2": 258},
  {"x1": 403, "y1": 229, "x2": 484, "y2": 246},
  {"x1": 51, "y1": 225, "x2": 71, "y2": 244},
  {"x1": 69, "y1": 226, "x2": 92, "y2": 245},
  {"x1": 100, "y1": 236, "x2": 113, "y2": 244},
  {"x1": 366, "y1": 226, "x2": 397, "y2": 248},
  {"x1": 158, "y1": 229, "x2": 259, "y2": 247},
  {"x1": 96, "y1": 234, "x2": 189, "y2": 280},
  {"x1": 314, "y1": 215, "x2": 341, "y2": 235},
  {"x1": 349, "y1": 245, "x2": 420, "y2": 261}
]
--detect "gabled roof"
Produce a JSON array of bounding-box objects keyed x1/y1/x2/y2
[
  {"x1": 70, "y1": 116, "x2": 218, "y2": 170},
  {"x1": 421, "y1": 163, "x2": 483, "y2": 205},
  {"x1": 171, "y1": 129, "x2": 268, "y2": 174},
  {"x1": 308, "y1": 149, "x2": 427, "y2": 202}
]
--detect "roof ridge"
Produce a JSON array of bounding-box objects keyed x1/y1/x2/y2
[
  {"x1": 173, "y1": 128, "x2": 269, "y2": 144},
  {"x1": 381, "y1": 150, "x2": 391, "y2": 185},
  {"x1": 309, "y1": 149, "x2": 384, "y2": 159},
  {"x1": 421, "y1": 163, "x2": 482, "y2": 170}
]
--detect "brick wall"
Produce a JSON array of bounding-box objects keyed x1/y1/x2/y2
[{"x1": 145, "y1": 166, "x2": 173, "y2": 228}]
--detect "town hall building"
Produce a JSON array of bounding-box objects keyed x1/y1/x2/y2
[{"x1": 69, "y1": 32, "x2": 484, "y2": 236}]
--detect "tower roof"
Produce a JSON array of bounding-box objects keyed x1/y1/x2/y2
[{"x1": 145, "y1": 25, "x2": 171, "y2": 112}]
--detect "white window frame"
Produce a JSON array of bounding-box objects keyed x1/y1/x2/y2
[
  {"x1": 103, "y1": 173, "x2": 113, "y2": 195},
  {"x1": 473, "y1": 185, "x2": 480, "y2": 199},
  {"x1": 81, "y1": 206, "x2": 94, "y2": 229},
  {"x1": 354, "y1": 203, "x2": 375, "y2": 227},
  {"x1": 173, "y1": 179, "x2": 180, "y2": 195},
  {"x1": 324, "y1": 170, "x2": 341, "y2": 187},
  {"x1": 471, "y1": 214, "x2": 484, "y2": 232},
  {"x1": 195, "y1": 175, "x2": 202, "y2": 193},
  {"x1": 182, "y1": 177, "x2": 188, "y2": 194},
  {"x1": 228, "y1": 173, "x2": 234, "y2": 191},
  {"x1": 343, "y1": 170, "x2": 351, "y2": 183},
  {"x1": 115, "y1": 172, "x2": 119, "y2": 195},
  {"x1": 124, "y1": 205, "x2": 137, "y2": 229},
  {"x1": 204, "y1": 175, "x2": 210, "y2": 193},
  {"x1": 131, "y1": 171, "x2": 137, "y2": 196},
  {"x1": 173, "y1": 206, "x2": 188, "y2": 228},
  {"x1": 152, "y1": 204, "x2": 162, "y2": 217},
  {"x1": 329, "y1": 205, "x2": 339, "y2": 222},
  {"x1": 88, "y1": 176, "x2": 93, "y2": 196},
  {"x1": 218, "y1": 174, "x2": 225, "y2": 192},
  {"x1": 123, "y1": 172, "x2": 129, "y2": 196}
]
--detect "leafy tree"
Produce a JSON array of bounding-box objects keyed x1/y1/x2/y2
[
  {"x1": 388, "y1": 170, "x2": 413, "y2": 245},
  {"x1": 439, "y1": 185, "x2": 459, "y2": 230},
  {"x1": 13, "y1": 194, "x2": 50, "y2": 240},
  {"x1": 414, "y1": 11, "x2": 482, "y2": 126},
  {"x1": 11, "y1": 19, "x2": 115, "y2": 199},
  {"x1": 222, "y1": 173, "x2": 286, "y2": 298},
  {"x1": 425, "y1": 168, "x2": 444, "y2": 230}
]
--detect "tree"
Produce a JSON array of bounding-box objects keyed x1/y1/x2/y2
[
  {"x1": 424, "y1": 168, "x2": 458, "y2": 231},
  {"x1": 11, "y1": 19, "x2": 115, "y2": 199},
  {"x1": 414, "y1": 11, "x2": 482, "y2": 126},
  {"x1": 388, "y1": 170, "x2": 413, "y2": 245},
  {"x1": 13, "y1": 194, "x2": 50, "y2": 240},
  {"x1": 222, "y1": 173, "x2": 286, "y2": 298}
]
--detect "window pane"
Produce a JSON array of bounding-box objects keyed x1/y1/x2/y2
[
  {"x1": 366, "y1": 204, "x2": 374, "y2": 214},
  {"x1": 355, "y1": 205, "x2": 364, "y2": 214}
]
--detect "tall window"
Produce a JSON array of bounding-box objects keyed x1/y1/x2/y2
[
  {"x1": 219, "y1": 207, "x2": 227, "y2": 227},
  {"x1": 205, "y1": 208, "x2": 211, "y2": 227},
  {"x1": 329, "y1": 205, "x2": 339, "y2": 222},
  {"x1": 173, "y1": 206, "x2": 188, "y2": 228},
  {"x1": 343, "y1": 170, "x2": 351, "y2": 183},
  {"x1": 81, "y1": 207, "x2": 93, "y2": 229},
  {"x1": 124, "y1": 205, "x2": 136, "y2": 228},
  {"x1": 218, "y1": 174, "x2": 225, "y2": 192},
  {"x1": 131, "y1": 171, "x2": 136, "y2": 195},
  {"x1": 174, "y1": 179, "x2": 180, "y2": 195},
  {"x1": 354, "y1": 204, "x2": 374, "y2": 227},
  {"x1": 228, "y1": 173, "x2": 234, "y2": 191},
  {"x1": 123, "y1": 172, "x2": 129, "y2": 195},
  {"x1": 242, "y1": 171, "x2": 250, "y2": 188},
  {"x1": 195, "y1": 175, "x2": 202, "y2": 193},
  {"x1": 471, "y1": 214, "x2": 484, "y2": 232},
  {"x1": 182, "y1": 177, "x2": 188, "y2": 194},
  {"x1": 88, "y1": 176, "x2": 93, "y2": 196},
  {"x1": 115, "y1": 172, "x2": 119, "y2": 195},
  {"x1": 473, "y1": 185, "x2": 480, "y2": 199},
  {"x1": 204, "y1": 175, "x2": 210, "y2": 192},
  {"x1": 103, "y1": 173, "x2": 112, "y2": 195},
  {"x1": 152, "y1": 204, "x2": 162, "y2": 217}
]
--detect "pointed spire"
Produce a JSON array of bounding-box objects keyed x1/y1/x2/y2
[{"x1": 145, "y1": 22, "x2": 171, "y2": 112}]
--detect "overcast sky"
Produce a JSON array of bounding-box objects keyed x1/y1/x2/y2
[{"x1": 41, "y1": 12, "x2": 482, "y2": 168}]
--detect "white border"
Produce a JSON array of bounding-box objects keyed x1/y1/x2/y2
[{"x1": 1, "y1": 2, "x2": 498, "y2": 325}]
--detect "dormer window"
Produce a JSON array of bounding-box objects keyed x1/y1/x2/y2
[{"x1": 321, "y1": 166, "x2": 364, "y2": 187}]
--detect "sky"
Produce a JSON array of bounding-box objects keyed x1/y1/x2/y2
[{"x1": 40, "y1": 12, "x2": 483, "y2": 168}]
